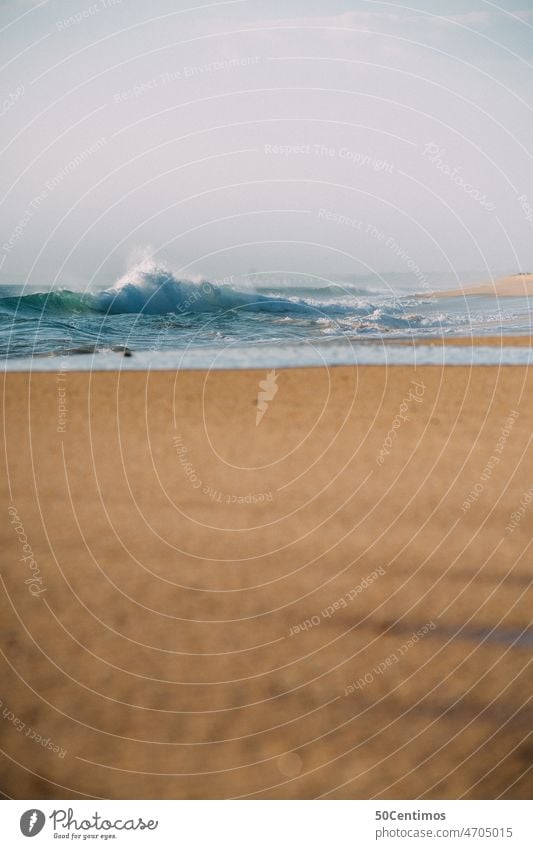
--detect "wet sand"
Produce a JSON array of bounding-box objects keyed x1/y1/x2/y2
[
  {"x1": 1, "y1": 363, "x2": 532, "y2": 799},
  {"x1": 399, "y1": 335, "x2": 531, "y2": 347}
]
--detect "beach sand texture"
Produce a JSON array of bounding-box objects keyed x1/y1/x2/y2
[
  {"x1": 433, "y1": 273, "x2": 533, "y2": 298},
  {"x1": 1, "y1": 364, "x2": 532, "y2": 799}
]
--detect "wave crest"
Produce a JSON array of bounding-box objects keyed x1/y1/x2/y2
[{"x1": 94, "y1": 262, "x2": 313, "y2": 315}]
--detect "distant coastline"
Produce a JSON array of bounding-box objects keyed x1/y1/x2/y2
[{"x1": 431, "y1": 273, "x2": 533, "y2": 298}]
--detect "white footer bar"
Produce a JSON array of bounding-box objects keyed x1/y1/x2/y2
[{"x1": 2, "y1": 800, "x2": 530, "y2": 848}]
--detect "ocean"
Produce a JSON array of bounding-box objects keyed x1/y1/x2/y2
[{"x1": 1, "y1": 262, "x2": 531, "y2": 370}]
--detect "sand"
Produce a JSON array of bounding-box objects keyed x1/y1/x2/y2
[
  {"x1": 400, "y1": 335, "x2": 531, "y2": 347},
  {"x1": 432, "y1": 273, "x2": 533, "y2": 298},
  {"x1": 1, "y1": 363, "x2": 532, "y2": 800}
]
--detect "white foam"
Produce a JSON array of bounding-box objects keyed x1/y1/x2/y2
[{"x1": 94, "y1": 261, "x2": 314, "y2": 316}]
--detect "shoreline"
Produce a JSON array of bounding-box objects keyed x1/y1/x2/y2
[{"x1": 1, "y1": 334, "x2": 531, "y2": 375}]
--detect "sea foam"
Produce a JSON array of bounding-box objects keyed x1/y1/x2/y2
[{"x1": 93, "y1": 262, "x2": 314, "y2": 315}]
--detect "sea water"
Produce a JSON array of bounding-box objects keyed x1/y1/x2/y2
[{"x1": 1, "y1": 262, "x2": 531, "y2": 370}]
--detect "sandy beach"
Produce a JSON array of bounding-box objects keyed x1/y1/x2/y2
[
  {"x1": 1, "y1": 362, "x2": 531, "y2": 800},
  {"x1": 400, "y1": 336, "x2": 532, "y2": 347},
  {"x1": 433, "y1": 274, "x2": 533, "y2": 298}
]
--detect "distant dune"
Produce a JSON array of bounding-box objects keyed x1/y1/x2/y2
[{"x1": 432, "y1": 273, "x2": 533, "y2": 298}]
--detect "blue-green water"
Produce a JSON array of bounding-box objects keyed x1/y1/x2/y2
[{"x1": 1, "y1": 264, "x2": 531, "y2": 368}]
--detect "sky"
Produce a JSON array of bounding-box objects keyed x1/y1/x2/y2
[{"x1": 1, "y1": 0, "x2": 533, "y2": 287}]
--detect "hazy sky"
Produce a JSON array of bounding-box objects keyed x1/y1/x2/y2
[{"x1": 1, "y1": 0, "x2": 533, "y2": 287}]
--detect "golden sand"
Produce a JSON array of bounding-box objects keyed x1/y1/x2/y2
[
  {"x1": 432, "y1": 273, "x2": 533, "y2": 298},
  {"x1": 1, "y1": 364, "x2": 531, "y2": 799}
]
